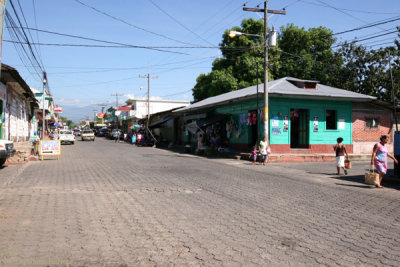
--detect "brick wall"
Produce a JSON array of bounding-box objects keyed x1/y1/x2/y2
[
  {"x1": 352, "y1": 110, "x2": 393, "y2": 154},
  {"x1": 352, "y1": 111, "x2": 392, "y2": 142}
]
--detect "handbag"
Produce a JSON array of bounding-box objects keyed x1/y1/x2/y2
[
  {"x1": 345, "y1": 159, "x2": 351, "y2": 169},
  {"x1": 365, "y1": 165, "x2": 379, "y2": 185}
]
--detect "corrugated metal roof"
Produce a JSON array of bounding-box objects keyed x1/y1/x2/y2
[{"x1": 176, "y1": 77, "x2": 376, "y2": 113}]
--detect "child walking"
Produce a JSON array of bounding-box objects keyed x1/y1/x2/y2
[{"x1": 251, "y1": 146, "x2": 258, "y2": 165}]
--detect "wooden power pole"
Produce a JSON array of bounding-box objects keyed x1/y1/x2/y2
[
  {"x1": 139, "y1": 73, "x2": 158, "y2": 130},
  {"x1": 243, "y1": 1, "x2": 286, "y2": 144}
]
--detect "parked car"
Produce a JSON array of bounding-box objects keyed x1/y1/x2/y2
[
  {"x1": 81, "y1": 129, "x2": 95, "y2": 141},
  {"x1": 73, "y1": 129, "x2": 81, "y2": 136},
  {"x1": 59, "y1": 130, "x2": 75, "y2": 145},
  {"x1": 0, "y1": 140, "x2": 16, "y2": 167},
  {"x1": 96, "y1": 128, "x2": 107, "y2": 137}
]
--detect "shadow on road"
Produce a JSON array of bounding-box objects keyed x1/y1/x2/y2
[{"x1": 328, "y1": 174, "x2": 400, "y2": 190}]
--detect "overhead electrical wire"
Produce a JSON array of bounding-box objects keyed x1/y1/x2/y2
[
  {"x1": 6, "y1": 27, "x2": 224, "y2": 58},
  {"x1": 146, "y1": 0, "x2": 214, "y2": 46},
  {"x1": 72, "y1": 0, "x2": 204, "y2": 47},
  {"x1": 299, "y1": 0, "x2": 400, "y2": 15},
  {"x1": 5, "y1": 11, "x2": 43, "y2": 81},
  {"x1": 333, "y1": 17, "x2": 400, "y2": 35},
  {"x1": 15, "y1": 0, "x2": 45, "y2": 69},
  {"x1": 7, "y1": 0, "x2": 44, "y2": 73}
]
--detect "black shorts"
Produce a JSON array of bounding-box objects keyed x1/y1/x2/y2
[{"x1": 261, "y1": 154, "x2": 268, "y2": 160}]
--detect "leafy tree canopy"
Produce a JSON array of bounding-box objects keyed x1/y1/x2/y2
[{"x1": 192, "y1": 19, "x2": 400, "y2": 103}]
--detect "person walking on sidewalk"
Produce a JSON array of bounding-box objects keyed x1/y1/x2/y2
[
  {"x1": 371, "y1": 135, "x2": 398, "y2": 188},
  {"x1": 114, "y1": 129, "x2": 120, "y2": 143},
  {"x1": 250, "y1": 146, "x2": 258, "y2": 165},
  {"x1": 259, "y1": 137, "x2": 270, "y2": 166},
  {"x1": 334, "y1": 137, "x2": 349, "y2": 175}
]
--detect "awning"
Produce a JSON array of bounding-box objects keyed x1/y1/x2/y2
[
  {"x1": 196, "y1": 114, "x2": 230, "y2": 128},
  {"x1": 149, "y1": 115, "x2": 174, "y2": 128},
  {"x1": 186, "y1": 114, "x2": 229, "y2": 134}
]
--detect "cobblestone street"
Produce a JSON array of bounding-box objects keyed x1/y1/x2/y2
[{"x1": 0, "y1": 138, "x2": 399, "y2": 266}]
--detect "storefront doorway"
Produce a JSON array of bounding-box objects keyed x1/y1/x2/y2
[{"x1": 290, "y1": 109, "x2": 309, "y2": 148}]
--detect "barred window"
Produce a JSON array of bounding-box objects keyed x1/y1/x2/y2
[
  {"x1": 326, "y1": 110, "x2": 337, "y2": 130},
  {"x1": 366, "y1": 118, "x2": 379, "y2": 128}
]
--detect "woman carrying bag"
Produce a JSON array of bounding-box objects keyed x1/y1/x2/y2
[
  {"x1": 333, "y1": 137, "x2": 349, "y2": 175},
  {"x1": 371, "y1": 135, "x2": 398, "y2": 188}
]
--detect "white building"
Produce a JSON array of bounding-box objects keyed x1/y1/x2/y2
[
  {"x1": 0, "y1": 64, "x2": 37, "y2": 142},
  {"x1": 126, "y1": 98, "x2": 190, "y2": 121}
]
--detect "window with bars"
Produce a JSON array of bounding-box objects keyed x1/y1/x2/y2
[
  {"x1": 326, "y1": 110, "x2": 337, "y2": 130},
  {"x1": 366, "y1": 117, "x2": 379, "y2": 128}
]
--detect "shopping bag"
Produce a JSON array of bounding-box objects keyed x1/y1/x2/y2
[
  {"x1": 345, "y1": 159, "x2": 352, "y2": 169},
  {"x1": 365, "y1": 166, "x2": 379, "y2": 185}
]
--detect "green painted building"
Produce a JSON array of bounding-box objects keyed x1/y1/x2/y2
[{"x1": 175, "y1": 77, "x2": 376, "y2": 153}]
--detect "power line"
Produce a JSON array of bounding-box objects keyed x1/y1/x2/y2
[
  {"x1": 333, "y1": 17, "x2": 400, "y2": 35},
  {"x1": 72, "y1": 0, "x2": 203, "y2": 47},
  {"x1": 299, "y1": 0, "x2": 400, "y2": 15},
  {"x1": 8, "y1": 0, "x2": 44, "y2": 73},
  {"x1": 146, "y1": 0, "x2": 214, "y2": 46},
  {"x1": 7, "y1": 27, "x2": 220, "y2": 58},
  {"x1": 5, "y1": 11, "x2": 42, "y2": 81}
]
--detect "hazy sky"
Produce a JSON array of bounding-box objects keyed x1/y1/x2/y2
[{"x1": 2, "y1": 0, "x2": 400, "y2": 117}]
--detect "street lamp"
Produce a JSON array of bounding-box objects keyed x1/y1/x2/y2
[{"x1": 228, "y1": 30, "x2": 261, "y2": 38}]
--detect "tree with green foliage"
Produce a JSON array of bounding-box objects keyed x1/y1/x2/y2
[
  {"x1": 59, "y1": 116, "x2": 75, "y2": 129},
  {"x1": 192, "y1": 19, "x2": 342, "y2": 101},
  {"x1": 270, "y1": 24, "x2": 343, "y2": 86},
  {"x1": 192, "y1": 19, "x2": 400, "y2": 103},
  {"x1": 336, "y1": 39, "x2": 400, "y2": 102},
  {"x1": 192, "y1": 18, "x2": 266, "y2": 102}
]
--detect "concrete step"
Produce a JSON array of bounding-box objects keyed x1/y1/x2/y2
[{"x1": 238, "y1": 153, "x2": 371, "y2": 163}]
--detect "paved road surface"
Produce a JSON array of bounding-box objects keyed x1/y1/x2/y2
[{"x1": 0, "y1": 138, "x2": 399, "y2": 266}]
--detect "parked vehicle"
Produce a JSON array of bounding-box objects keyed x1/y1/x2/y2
[
  {"x1": 73, "y1": 129, "x2": 81, "y2": 136},
  {"x1": 81, "y1": 129, "x2": 95, "y2": 141},
  {"x1": 96, "y1": 128, "x2": 107, "y2": 137},
  {"x1": 59, "y1": 130, "x2": 75, "y2": 145},
  {"x1": 0, "y1": 140, "x2": 16, "y2": 167}
]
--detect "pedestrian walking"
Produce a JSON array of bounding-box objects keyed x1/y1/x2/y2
[
  {"x1": 131, "y1": 132, "x2": 136, "y2": 145},
  {"x1": 114, "y1": 129, "x2": 120, "y2": 143},
  {"x1": 258, "y1": 137, "x2": 270, "y2": 165},
  {"x1": 250, "y1": 146, "x2": 258, "y2": 165},
  {"x1": 371, "y1": 135, "x2": 398, "y2": 188},
  {"x1": 333, "y1": 137, "x2": 349, "y2": 175},
  {"x1": 137, "y1": 132, "x2": 142, "y2": 146}
]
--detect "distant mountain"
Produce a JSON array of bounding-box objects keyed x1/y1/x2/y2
[{"x1": 60, "y1": 104, "x2": 103, "y2": 123}]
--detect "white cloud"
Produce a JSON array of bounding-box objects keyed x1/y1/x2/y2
[{"x1": 57, "y1": 98, "x2": 82, "y2": 105}]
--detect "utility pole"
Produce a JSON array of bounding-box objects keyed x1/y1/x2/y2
[
  {"x1": 93, "y1": 109, "x2": 97, "y2": 125},
  {"x1": 111, "y1": 93, "x2": 124, "y2": 129},
  {"x1": 42, "y1": 72, "x2": 47, "y2": 139},
  {"x1": 111, "y1": 93, "x2": 124, "y2": 109},
  {"x1": 97, "y1": 103, "x2": 107, "y2": 125},
  {"x1": 388, "y1": 52, "x2": 398, "y2": 132},
  {"x1": 139, "y1": 73, "x2": 158, "y2": 130},
  {"x1": 243, "y1": 1, "x2": 286, "y2": 144},
  {"x1": 0, "y1": 0, "x2": 6, "y2": 82}
]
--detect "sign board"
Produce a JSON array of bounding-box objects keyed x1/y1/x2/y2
[
  {"x1": 338, "y1": 119, "x2": 345, "y2": 130},
  {"x1": 39, "y1": 140, "x2": 61, "y2": 160},
  {"x1": 98, "y1": 113, "x2": 105, "y2": 118},
  {"x1": 54, "y1": 106, "x2": 63, "y2": 113}
]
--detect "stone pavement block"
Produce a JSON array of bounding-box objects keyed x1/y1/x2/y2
[{"x1": 0, "y1": 138, "x2": 399, "y2": 265}]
